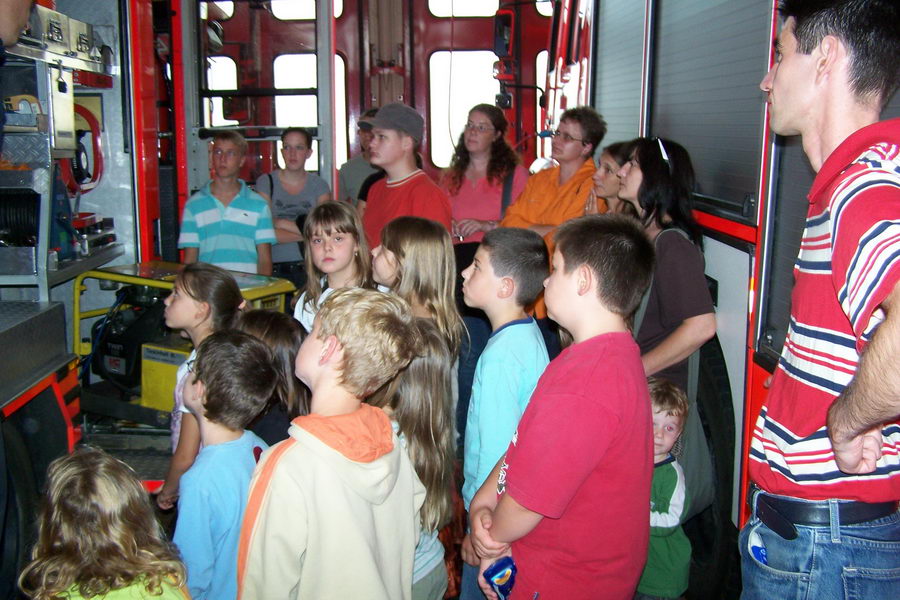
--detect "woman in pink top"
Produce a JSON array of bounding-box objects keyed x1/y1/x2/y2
[
  {"x1": 444, "y1": 104, "x2": 528, "y2": 244},
  {"x1": 443, "y1": 104, "x2": 529, "y2": 456}
]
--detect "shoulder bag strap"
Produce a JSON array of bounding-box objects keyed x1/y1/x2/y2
[
  {"x1": 663, "y1": 228, "x2": 698, "y2": 402},
  {"x1": 632, "y1": 227, "x2": 691, "y2": 336},
  {"x1": 500, "y1": 170, "x2": 516, "y2": 217},
  {"x1": 632, "y1": 279, "x2": 652, "y2": 337}
]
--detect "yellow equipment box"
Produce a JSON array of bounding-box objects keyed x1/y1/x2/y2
[
  {"x1": 73, "y1": 261, "x2": 296, "y2": 358},
  {"x1": 139, "y1": 337, "x2": 192, "y2": 412}
]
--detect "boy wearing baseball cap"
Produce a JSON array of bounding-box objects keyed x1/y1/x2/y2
[
  {"x1": 338, "y1": 107, "x2": 380, "y2": 205},
  {"x1": 359, "y1": 102, "x2": 452, "y2": 247}
]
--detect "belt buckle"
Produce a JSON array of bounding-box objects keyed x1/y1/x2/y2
[{"x1": 756, "y1": 495, "x2": 799, "y2": 540}]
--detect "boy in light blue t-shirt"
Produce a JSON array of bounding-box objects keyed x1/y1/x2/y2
[
  {"x1": 173, "y1": 331, "x2": 276, "y2": 600},
  {"x1": 458, "y1": 227, "x2": 550, "y2": 599}
]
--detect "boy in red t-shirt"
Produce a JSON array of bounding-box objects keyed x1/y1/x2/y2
[
  {"x1": 470, "y1": 214, "x2": 656, "y2": 600},
  {"x1": 359, "y1": 102, "x2": 451, "y2": 247}
]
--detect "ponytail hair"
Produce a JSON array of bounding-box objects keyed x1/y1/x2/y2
[
  {"x1": 631, "y1": 137, "x2": 701, "y2": 246},
  {"x1": 176, "y1": 262, "x2": 243, "y2": 331},
  {"x1": 235, "y1": 309, "x2": 309, "y2": 418}
]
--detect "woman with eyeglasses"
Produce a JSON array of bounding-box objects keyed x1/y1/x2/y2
[
  {"x1": 497, "y1": 106, "x2": 607, "y2": 362},
  {"x1": 500, "y1": 106, "x2": 605, "y2": 241},
  {"x1": 442, "y1": 104, "x2": 529, "y2": 457},
  {"x1": 443, "y1": 104, "x2": 528, "y2": 245},
  {"x1": 616, "y1": 137, "x2": 716, "y2": 393}
]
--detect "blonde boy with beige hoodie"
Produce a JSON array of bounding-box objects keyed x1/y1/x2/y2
[{"x1": 237, "y1": 288, "x2": 425, "y2": 600}]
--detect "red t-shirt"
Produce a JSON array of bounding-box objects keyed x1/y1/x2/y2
[
  {"x1": 500, "y1": 332, "x2": 653, "y2": 600},
  {"x1": 362, "y1": 169, "x2": 452, "y2": 247}
]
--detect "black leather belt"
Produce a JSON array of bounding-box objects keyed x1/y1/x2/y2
[{"x1": 751, "y1": 486, "x2": 899, "y2": 540}]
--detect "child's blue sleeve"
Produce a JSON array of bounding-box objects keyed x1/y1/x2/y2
[
  {"x1": 173, "y1": 477, "x2": 216, "y2": 598},
  {"x1": 472, "y1": 353, "x2": 534, "y2": 494}
]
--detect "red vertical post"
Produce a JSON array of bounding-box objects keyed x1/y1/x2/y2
[
  {"x1": 170, "y1": 0, "x2": 189, "y2": 260},
  {"x1": 129, "y1": 0, "x2": 161, "y2": 260}
]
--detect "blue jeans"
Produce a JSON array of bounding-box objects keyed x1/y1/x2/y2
[
  {"x1": 740, "y1": 490, "x2": 900, "y2": 600},
  {"x1": 456, "y1": 313, "x2": 492, "y2": 456},
  {"x1": 460, "y1": 561, "x2": 486, "y2": 600}
]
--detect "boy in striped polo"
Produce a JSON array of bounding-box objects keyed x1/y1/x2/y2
[
  {"x1": 746, "y1": 2, "x2": 900, "y2": 598},
  {"x1": 178, "y1": 131, "x2": 276, "y2": 274}
]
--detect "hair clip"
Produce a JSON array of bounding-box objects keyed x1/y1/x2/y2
[{"x1": 655, "y1": 137, "x2": 673, "y2": 174}]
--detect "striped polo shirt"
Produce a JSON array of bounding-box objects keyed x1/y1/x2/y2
[
  {"x1": 749, "y1": 119, "x2": 900, "y2": 502},
  {"x1": 178, "y1": 180, "x2": 276, "y2": 274}
]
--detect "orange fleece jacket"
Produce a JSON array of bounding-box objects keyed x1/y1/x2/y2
[
  {"x1": 500, "y1": 158, "x2": 600, "y2": 238},
  {"x1": 501, "y1": 159, "x2": 603, "y2": 317}
]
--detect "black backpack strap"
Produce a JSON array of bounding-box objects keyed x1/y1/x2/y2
[
  {"x1": 267, "y1": 173, "x2": 275, "y2": 201},
  {"x1": 500, "y1": 170, "x2": 516, "y2": 217}
]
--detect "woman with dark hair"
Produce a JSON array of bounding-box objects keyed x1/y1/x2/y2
[
  {"x1": 617, "y1": 137, "x2": 717, "y2": 525},
  {"x1": 255, "y1": 127, "x2": 332, "y2": 288},
  {"x1": 616, "y1": 137, "x2": 715, "y2": 391},
  {"x1": 585, "y1": 139, "x2": 637, "y2": 217},
  {"x1": 444, "y1": 104, "x2": 529, "y2": 244}
]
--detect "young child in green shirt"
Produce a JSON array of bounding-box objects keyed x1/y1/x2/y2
[{"x1": 636, "y1": 377, "x2": 692, "y2": 600}]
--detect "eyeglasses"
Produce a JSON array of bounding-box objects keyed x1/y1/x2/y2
[
  {"x1": 465, "y1": 122, "x2": 495, "y2": 134},
  {"x1": 213, "y1": 149, "x2": 240, "y2": 159},
  {"x1": 185, "y1": 358, "x2": 196, "y2": 373},
  {"x1": 655, "y1": 137, "x2": 673, "y2": 175},
  {"x1": 550, "y1": 129, "x2": 586, "y2": 145}
]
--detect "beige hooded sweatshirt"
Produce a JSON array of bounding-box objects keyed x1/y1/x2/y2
[{"x1": 237, "y1": 404, "x2": 425, "y2": 600}]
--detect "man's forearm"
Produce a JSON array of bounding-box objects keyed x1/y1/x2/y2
[
  {"x1": 257, "y1": 244, "x2": 273, "y2": 276},
  {"x1": 828, "y1": 283, "x2": 900, "y2": 441},
  {"x1": 182, "y1": 247, "x2": 199, "y2": 264}
]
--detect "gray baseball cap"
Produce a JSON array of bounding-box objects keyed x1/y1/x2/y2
[
  {"x1": 357, "y1": 107, "x2": 379, "y2": 131},
  {"x1": 368, "y1": 103, "x2": 424, "y2": 142}
]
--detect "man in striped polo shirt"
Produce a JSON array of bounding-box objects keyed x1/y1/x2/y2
[
  {"x1": 178, "y1": 131, "x2": 276, "y2": 275},
  {"x1": 744, "y1": 1, "x2": 900, "y2": 598}
]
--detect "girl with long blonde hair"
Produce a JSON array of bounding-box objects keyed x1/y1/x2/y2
[
  {"x1": 19, "y1": 447, "x2": 187, "y2": 599},
  {"x1": 293, "y1": 201, "x2": 374, "y2": 332},
  {"x1": 371, "y1": 216, "x2": 463, "y2": 355},
  {"x1": 370, "y1": 318, "x2": 456, "y2": 600}
]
